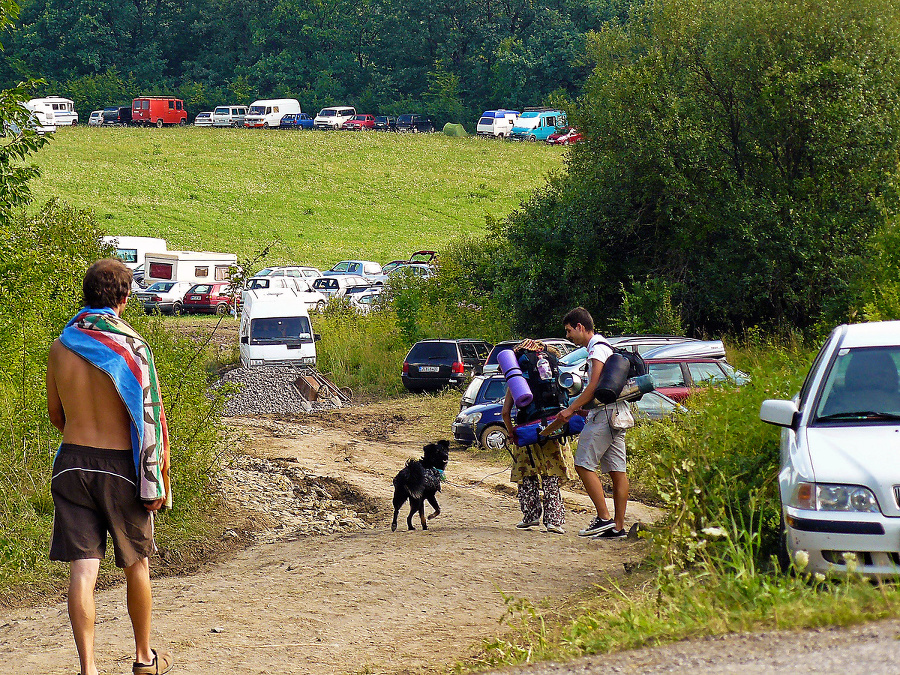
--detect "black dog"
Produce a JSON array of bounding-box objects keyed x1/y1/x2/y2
[{"x1": 391, "y1": 440, "x2": 450, "y2": 531}]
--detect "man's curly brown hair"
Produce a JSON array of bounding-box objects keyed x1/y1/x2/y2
[{"x1": 82, "y1": 258, "x2": 132, "y2": 309}]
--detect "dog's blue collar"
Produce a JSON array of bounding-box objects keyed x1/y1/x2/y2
[{"x1": 430, "y1": 467, "x2": 446, "y2": 481}]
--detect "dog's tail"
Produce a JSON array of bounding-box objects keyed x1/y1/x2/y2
[{"x1": 405, "y1": 460, "x2": 426, "y2": 499}]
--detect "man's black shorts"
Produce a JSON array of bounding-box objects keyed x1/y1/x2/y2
[{"x1": 50, "y1": 443, "x2": 156, "y2": 568}]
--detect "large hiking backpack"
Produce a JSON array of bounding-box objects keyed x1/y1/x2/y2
[{"x1": 515, "y1": 349, "x2": 565, "y2": 424}]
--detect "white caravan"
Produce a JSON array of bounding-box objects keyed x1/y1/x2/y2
[
  {"x1": 239, "y1": 290, "x2": 320, "y2": 367},
  {"x1": 26, "y1": 97, "x2": 78, "y2": 126},
  {"x1": 144, "y1": 251, "x2": 237, "y2": 285},
  {"x1": 244, "y1": 99, "x2": 301, "y2": 128},
  {"x1": 476, "y1": 109, "x2": 520, "y2": 137},
  {"x1": 102, "y1": 236, "x2": 168, "y2": 270}
]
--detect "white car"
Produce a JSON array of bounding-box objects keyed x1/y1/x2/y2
[
  {"x1": 133, "y1": 281, "x2": 195, "y2": 315},
  {"x1": 348, "y1": 289, "x2": 382, "y2": 315},
  {"x1": 244, "y1": 275, "x2": 328, "y2": 312},
  {"x1": 254, "y1": 266, "x2": 321, "y2": 279},
  {"x1": 311, "y1": 274, "x2": 371, "y2": 298},
  {"x1": 760, "y1": 320, "x2": 900, "y2": 578},
  {"x1": 193, "y1": 112, "x2": 214, "y2": 126},
  {"x1": 88, "y1": 110, "x2": 104, "y2": 126},
  {"x1": 314, "y1": 106, "x2": 356, "y2": 130}
]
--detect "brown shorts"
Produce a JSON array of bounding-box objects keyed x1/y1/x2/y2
[{"x1": 50, "y1": 443, "x2": 156, "y2": 568}]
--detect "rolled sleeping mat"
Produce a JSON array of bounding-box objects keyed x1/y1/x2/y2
[
  {"x1": 514, "y1": 414, "x2": 587, "y2": 446},
  {"x1": 593, "y1": 352, "x2": 631, "y2": 404},
  {"x1": 617, "y1": 374, "x2": 655, "y2": 402},
  {"x1": 497, "y1": 349, "x2": 533, "y2": 408}
]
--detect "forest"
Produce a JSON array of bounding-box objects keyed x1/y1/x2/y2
[{"x1": 1, "y1": 0, "x2": 632, "y2": 124}]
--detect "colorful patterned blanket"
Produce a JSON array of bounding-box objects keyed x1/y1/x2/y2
[{"x1": 60, "y1": 307, "x2": 171, "y2": 508}]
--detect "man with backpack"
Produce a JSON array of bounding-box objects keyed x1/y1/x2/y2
[{"x1": 558, "y1": 307, "x2": 631, "y2": 539}]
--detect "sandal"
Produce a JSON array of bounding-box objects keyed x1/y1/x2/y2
[{"x1": 133, "y1": 649, "x2": 173, "y2": 675}]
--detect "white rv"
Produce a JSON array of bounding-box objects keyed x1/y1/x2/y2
[
  {"x1": 26, "y1": 97, "x2": 78, "y2": 126},
  {"x1": 244, "y1": 99, "x2": 301, "y2": 128},
  {"x1": 239, "y1": 290, "x2": 320, "y2": 367},
  {"x1": 476, "y1": 109, "x2": 520, "y2": 137},
  {"x1": 144, "y1": 251, "x2": 238, "y2": 285},
  {"x1": 102, "y1": 236, "x2": 168, "y2": 270},
  {"x1": 314, "y1": 106, "x2": 356, "y2": 130}
]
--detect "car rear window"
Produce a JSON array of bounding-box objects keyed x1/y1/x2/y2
[
  {"x1": 191, "y1": 285, "x2": 213, "y2": 294},
  {"x1": 407, "y1": 342, "x2": 457, "y2": 361}
]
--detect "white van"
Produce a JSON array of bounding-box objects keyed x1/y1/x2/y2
[
  {"x1": 239, "y1": 290, "x2": 320, "y2": 367},
  {"x1": 102, "y1": 236, "x2": 168, "y2": 270},
  {"x1": 26, "y1": 97, "x2": 78, "y2": 126},
  {"x1": 212, "y1": 105, "x2": 248, "y2": 127},
  {"x1": 244, "y1": 275, "x2": 328, "y2": 312},
  {"x1": 476, "y1": 110, "x2": 520, "y2": 137},
  {"x1": 144, "y1": 250, "x2": 237, "y2": 285},
  {"x1": 314, "y1": 106, "x2": 356, "y2": 130},
  {"x1": 244, "y1": 99, "x2": 301, "y2": 128}
]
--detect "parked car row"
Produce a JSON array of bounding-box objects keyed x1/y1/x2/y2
[{"x1": 134, "y1": 281, "x2": 235, "y2": 315}]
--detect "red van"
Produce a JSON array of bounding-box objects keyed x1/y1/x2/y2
[{"x1": 132, "y1": 97, "x2": 188, "y2": 127}]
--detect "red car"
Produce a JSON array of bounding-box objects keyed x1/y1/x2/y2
[
  {"x1": 182, "y1": 282, "x2": 236, "y2": 316},
  {"x1": 644, "y1": 357, "x2": 748, "y2": 402},
  {"x1": 342, "y1": 114, "x2": 376, "y2": 130},
  {"x1": 546, "y1": 127, "x2": 584, "y2": 145}
]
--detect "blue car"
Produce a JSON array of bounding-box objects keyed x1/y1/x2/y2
[{"x1": 279, "y1": 113, "x2": 314, "y2": 129}]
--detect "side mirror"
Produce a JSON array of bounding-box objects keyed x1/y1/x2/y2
[
  {"x1": 759, "y1": 399, "x2": 799, "y2": 429},
  {"x1": 240, "y1": 336, "x2": 249, "y2": 344},
  {"x1": 314, "y1": 333, "x2": 321, "y2": 342}
]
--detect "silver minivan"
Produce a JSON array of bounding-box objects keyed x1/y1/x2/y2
[{"x1": 212, "y1": 105, "x2": 248, "y2": 127}]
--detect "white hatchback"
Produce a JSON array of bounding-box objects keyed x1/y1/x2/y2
[{"x1": 760, "y1": 321, "x2": 900, "y2": 578}]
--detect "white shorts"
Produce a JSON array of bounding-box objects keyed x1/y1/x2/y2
[{"x1": 574, "y1": 408, "x2": 627, "y2": 474}]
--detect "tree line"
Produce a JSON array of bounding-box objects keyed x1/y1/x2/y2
[{"x1": 1, "y1": 0, "x2": 632, "y2": 125}]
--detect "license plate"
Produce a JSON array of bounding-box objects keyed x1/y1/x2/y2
[
  {"x1": 419, "y1": 366, "x2": 440, "y2": 373},
  {"x1": 190, "y1": 295, "x2": 201, "y2": 300}
]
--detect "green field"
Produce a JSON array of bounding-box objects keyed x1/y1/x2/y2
[{"x1": 28, "y1": 127, "x2": 565, "y2": 268}]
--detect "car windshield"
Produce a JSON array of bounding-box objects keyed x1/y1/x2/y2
[
  {"x1": 463, "y1": 377, "x2": 484, "y2": 401},
  {"x1": 249, "y1": 317, "x2": 312, "y2": 344},
  {"x1": 815, "y1": 346, "x2": 900, "y2": 422},
  {"x1": 560, "y1": 347, "x2": 587, "y2": 366},
  {"x1": 483, "y1": 378, "x2": 508, "y2": 401},
  {"x1": 246, "y1": 278, "x2": 270, "y2": 290},
  {"x1": 319, "y1": 109, "x2": 336, "y2": 117},
  {"x1": 146, "y1": 282, "x2": 174, "y2": 292},
  {"x1": 248, "y1": 106, "x2": 265, "y2": 115},
  {"x1": 330, "y1": 262, "x2": 350, "y2": 272},
  {"x1": 214, "y1": 108, "x2": 229, "y2": 115},
  {"x1": 478, "y1": 117, "x2": 494, "y2": 125}
]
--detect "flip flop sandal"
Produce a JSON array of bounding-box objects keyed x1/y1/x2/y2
[{"x1": 133, "y1": 649, "x2": 173, "y2": 675}]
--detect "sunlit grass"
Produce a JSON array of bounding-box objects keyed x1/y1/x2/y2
[{"x1": 28, "y1": 127, "x2": 564, "y2": 268}]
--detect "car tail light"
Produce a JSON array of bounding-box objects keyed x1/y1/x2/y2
[
  {"x1": 402, "y1": 362, "x2": 409, "y2": 374},
  {"x1": 151, "y1": 295, "x2": 162, "y2": 302},
  {"x1": 452, "y1": 361, "x2": 464, "y2": 374}
]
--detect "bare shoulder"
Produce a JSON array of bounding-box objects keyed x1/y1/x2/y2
[{"x1": 48, "y1": 338, "x2": 65, "y2": 361}]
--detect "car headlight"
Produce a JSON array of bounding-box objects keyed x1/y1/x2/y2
[
  {"x1": 458, "y1": 411, "x2": 482, "y2": 425},
  {"x1": 792, "y1": 482, "x2": 880, "y2": 512}
]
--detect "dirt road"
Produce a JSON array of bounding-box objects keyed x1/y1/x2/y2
[{"x1": 0, "y1": 402, "x2": 660, "y2": 674}]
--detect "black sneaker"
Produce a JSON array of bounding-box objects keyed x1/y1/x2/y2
[
  {"x1": 593, "y1": 527, "x2": 627, "y2": 539},
  {"x1": 578, "y1": 517, "x2": 615, "y2": 537}
]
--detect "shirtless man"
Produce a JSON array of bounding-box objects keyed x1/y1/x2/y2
[{"x1": 46, "y1": 258, "x2": 172, "y2": 675}]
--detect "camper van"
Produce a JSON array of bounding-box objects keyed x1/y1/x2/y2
[
  {"x1": 314, "y1": 106, "x2": 356, "y2": 130},
  {"x1": 131, "y1": 97, "x2": 187, "y2": 127},
  {"x1": 144, "y1": 251, "x2": 237, "y2": 285},
  {"x1": 476, "y1": 110, "x2": 520, "y2": 138},
  {"x1": 239, "y1": 290, "x2": 320, "y2": 367},
  {"x1": 509, "y1": 108, "x2": 566, "y2": 142},
  {"x1": 244, "y1": 99, "x2": 301, "y2": 128},
  {"x1": 102, "y1": 236, "x2": 168, "y2": 270},
  {"x1": 26, "y1": 97, "x2": 78, "y2": 126}
]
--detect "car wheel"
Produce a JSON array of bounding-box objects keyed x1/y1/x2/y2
[
  {"x1": 263, "y1": 122, "x2": 269, "y2": 129},
  {"x1": 172, "y1": 302, "x2": 183, "y2": 316},
  {"x1": 215, "y1": 303, "x2": 228, "y2": 316},
  {"x1": 179, "y1": 119, "x2": 186, "y2": 126},
  {"x1": 480, "y1": 424, "x2": 509, "y2": 451},
  {"x1": 562, "y1": 140, "x2": 570, "y2": 146},
  {"x1": 527, "y1": 135, "x2": 536, "y2": 142},
  {"x1": 156, "y1": 119, "x2": 164, "y2": 128}
]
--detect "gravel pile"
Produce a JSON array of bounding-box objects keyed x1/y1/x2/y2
[
  {"x1": 213, "y1": 366, "x2": 345, "y2": 416},
  {"x1": 216, "y1": 454, "x2": 373, "y2": 544}
]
